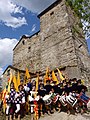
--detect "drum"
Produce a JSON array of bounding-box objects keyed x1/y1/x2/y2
[
  {"x1": 87, "y1": 100, "x2": 90, "y2": 111},
  {"x1": 59, "y1": 95, "x2": 67, "y2": 106},
  {"x1": 51, "y1": 93, "x2": 59, "y2": 103},
  {"x1": 43, "y1": 94, "x2": 52, "y2": 105},
  {"x1": 78, "y1": 92, "x2": 90, "y2": 104},
  {"x1": 66, "y1": 93, "x2": 77, "y2": 107}
]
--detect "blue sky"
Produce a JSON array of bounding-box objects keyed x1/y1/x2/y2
[{"x1": 0, "y1": 0, "x2": 90, "y2": 76}]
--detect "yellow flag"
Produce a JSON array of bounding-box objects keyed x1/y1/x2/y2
[
  {"x1": 2, "y1": 88, "x2": 7, "y2": 113},
  {"x1": 3, "y1": 103, "x2": 6, "y2": 113},
  {"x1": 25, "y1": 68, "x2": 30, "y2": 79},
  {"x1": 2, "y1": 88, "x2": 6, "y2": 101},
  {"x1": 57, "y1": 68, "x2": 65, "y2": 81},
  {"x1": 24, "y1": 68, "x2": 30, "y2": 84},
  {"x1": 52, "y1": 71, "x2": 59, "y2": 84},
  {"x1": 13, "y1": 75, "x2": 18, "y2": 91},
  {"x1": 81, "y1": 79, "x2": 84, "y2": 85},
  {"x1": 44, "y1": 67, "x2": 50, "y2": 85},
  {"x1": 17, "y1": 72, "x2": 21, "y2": 88},
  {"x1": 35, "y1": 75, "x2": 39, "y2": 92},
  {"x1": 8, "y1": 72, "x2": 13, "y2": 93}
]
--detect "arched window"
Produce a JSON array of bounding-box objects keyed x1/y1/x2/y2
[{"x1": 22, "y1": 40, "x2": 25, "y2": 45}]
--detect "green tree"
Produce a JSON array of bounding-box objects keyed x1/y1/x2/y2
[{"x1": 66, "y1": 0, "x2": 90, "y2": 38}]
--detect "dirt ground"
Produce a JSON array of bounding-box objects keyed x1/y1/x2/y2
[{"x1": 0, "y1": 111, "x2": 90, "y2": 120}]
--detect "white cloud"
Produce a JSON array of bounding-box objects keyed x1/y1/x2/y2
[
  {"x1": 0, "y1": 38, "x2": 18, "y2": 75},
  {"x1": 0, "y1": 0, "x2": 57, "y2": 75},
  {"x1": 0, "y1": 0, "x2": 57, "y2": 28},
  {"x1": 31, "y1": 24, "x2": 36, "y2": 32},
  {"x1": 0, "y1": 0, "x2": 27, "y2": 28},
  {"x1": 13, "y1": 0, "x2": 57, "y2": 13}
]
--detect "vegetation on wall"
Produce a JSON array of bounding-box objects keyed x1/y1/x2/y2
[{"x1": 66, "y1": 0, "x2": 90, "y2": 38}]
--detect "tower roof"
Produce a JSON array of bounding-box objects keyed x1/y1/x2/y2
[{"x1": 37, "y1": 0, "x2": 60, "y2": 18}]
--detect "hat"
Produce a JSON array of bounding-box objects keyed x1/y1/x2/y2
[
  {"x1": 66, "y1": 81, "x2": 71, "y2": 85},
  {"x1": 72, "y1": 78, "x2": 77, "y2": 81},
  {"x1": 77, "y1": 79, "x2": 81, "y2": 83},
  {"x1": 20, "y1": 79, "x2": 23, "y2": 82}
]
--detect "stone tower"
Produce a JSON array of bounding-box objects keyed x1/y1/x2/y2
[{"x1": 13, "y1": 0, "x2": 90, "y2": 83}]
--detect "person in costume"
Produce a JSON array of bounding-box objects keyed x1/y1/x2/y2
[
  {"x1": 8, "y1": 82, "x2": 16, "y2": 120},
  {"x1": 27, "y1": 78, "x2": 32, "y2": 92},
  {"x1": 71, "y1": 78, "x2": 77, "y2": 92},
  {"x1": 43, "y1": 79, "x2": 52, "y2": 115},
  {"x1": 50, "y1": 87, "x2": 59, "y2": 113},
  {"x1": 44, "y1": 80, "x2": 52, "y2": 95},
  {"x1": 52, "y1": 81, "x2": 58, "y2": 94},
  {"x1": 5, "y1": 91, "x2": 10, "y2": 120},
  {"x1": 28, "y1": 85, "x2": 38, "y2": 112},
  {"x1": 76, "y1": 79, "x2": 87, "y2": 94},
  {"x1": 76, "y1": 79, "x2": 89, "y2": 114},
  {"x1": 28, "y1": 85, "x2": 39, "y2": 120},
  {"x1": 38, "y1": 79, "x2": 44, "y2": 90},
  {"x1": 65, "y1": 82, "x2": 72, "y2": 95},
  {"x1": 14, "y1": 85, "x2": 25, "y2": 120},
  {"x1": 38, "y1": 83, "x2": 46, "y2": 117}
]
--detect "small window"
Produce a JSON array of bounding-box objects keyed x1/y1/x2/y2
[
  {"x1": 28, "y1": 46, "x2": 31, "y2": 52},
  {"x1": 50, "y1": 11, "x2": 54, "y2": 16},
  {"x1": 22, "y1": 40, "x2": 25, "y2": 45},
  {"x1": 78, "y1": 44, "x2": 82, "y2": 48}
]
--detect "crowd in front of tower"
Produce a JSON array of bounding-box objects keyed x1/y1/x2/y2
[{"x1": 0, "y1": 68, "x2": 90, "y2": 120}]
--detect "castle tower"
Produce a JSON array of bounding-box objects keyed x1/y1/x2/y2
[{"x1": 13, "y1": 0, "x2": 90, "y2": 83}]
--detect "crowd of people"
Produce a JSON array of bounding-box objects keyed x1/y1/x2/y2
[{"x1": 1, "y1": 76, "x2": 90, "y2": 120}]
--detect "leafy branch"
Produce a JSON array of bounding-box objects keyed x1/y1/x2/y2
[{"x1": 66, "y1": 0, "x2": 90, "y2": 38}]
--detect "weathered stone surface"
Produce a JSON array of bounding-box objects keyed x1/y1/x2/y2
[{"x1": 13, "y1": 0, "x2": 90, "y2": 83}]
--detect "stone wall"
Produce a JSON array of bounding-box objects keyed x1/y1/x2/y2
[
  {"x1": 13, "y1": 32, "x2": 41, "y2": 73},
  {"x1": 39, "y1": 0, "x2": 77, "y2": 73},
  {"x1": 65, "y1": 3, "x2": 90, "y2": 82},
  {"x1": 2, "y1": 67, "x2": 16, "y2": 89},
  {"x1": 13, "y1": 0, "x2": 90, "y2": 82}
]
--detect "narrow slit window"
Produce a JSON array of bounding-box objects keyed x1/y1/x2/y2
[
  {"x1": 7, "y1": 69, "x2": 10, "y2": 76},
  {"x1": 28, "y1": 46, "x2": 31, "y2": 52},
  {"x1": 50, "y1": 11, "x2": 54, "y2": 16},
  {"x1": 78, "y1": 44, "x2": 82, "y2": 48},
  {"x1": 22, "y1": 40, "x2": 25, "y2": 45}
]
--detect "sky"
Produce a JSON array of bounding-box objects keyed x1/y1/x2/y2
[{"x1": 0, "y1": 0, "x2": 90, "y2": 76}]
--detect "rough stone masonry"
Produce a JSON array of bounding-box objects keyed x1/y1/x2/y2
[{"x1": 13, "y1": 0, "x2": 90, "y2": 85}]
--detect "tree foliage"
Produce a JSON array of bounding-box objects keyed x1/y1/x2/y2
[{"x1": 66, "y1": 0, "x2": 90, "y2": 38}]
